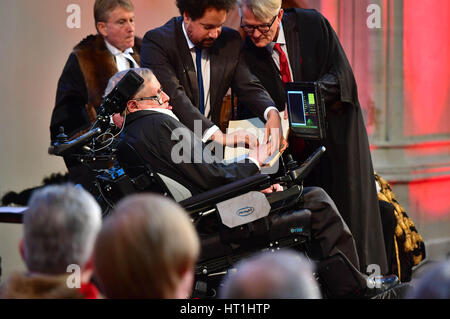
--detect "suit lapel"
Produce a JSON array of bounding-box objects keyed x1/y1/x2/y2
[
  {"x1": 175, "y1": 17, "x2": 200, "y2": 107},
  {"x1": 244, "y1": 38, "x2": 285, "y2": 109}
]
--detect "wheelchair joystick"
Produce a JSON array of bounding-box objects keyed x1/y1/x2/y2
[
  {"x1": 285, "y1": 154, "x2": 298, "y2": 171},
  {"x1": 56, "y1": 127, "x2": 68, "y2": 144}
]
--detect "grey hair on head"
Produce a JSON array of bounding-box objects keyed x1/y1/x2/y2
[
  {"x1": 23, "y1": 184, "x2": 102, "y2": 274},
  {"x1": 237, "y1": 0, "x2": 281, "y2": 21},
  {"x1": 104, "y1": 67, "x2": 155, "y2": 98},
  {"x1": 219, "y1": 249, "x2": 322, "y2": 299}
]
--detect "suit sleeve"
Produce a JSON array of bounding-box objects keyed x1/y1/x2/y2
[
  {"x1": 50, "y1": 53, "x2": 91, "y2": 141},
  {"x1": 141, "y1": 30, "x2": 216, "y2": 137},
  {"x1": 153, "y1": 117, "x2": 260, "y2": 191},
  {"x1": 230, "y1": 41, "x2": 277, "y2": 122}
]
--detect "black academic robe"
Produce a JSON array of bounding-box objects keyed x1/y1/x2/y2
[
  {"x1": 120, "y1": 110, "x2": 260, "y2": 195},
  {"x1": 242, "y1": 8, "x2": 388, "y2": 274}
]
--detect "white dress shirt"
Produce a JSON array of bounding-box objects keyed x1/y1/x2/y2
[
  {"x1": 182, "y1": 23, "x2": 220, "y2": 143},
  {"x1": 267, "y1": 22, "x2": 294, "y2": 82},
  {"x1": 105, "y1": 40, "x2": 139, "y2": 71}
]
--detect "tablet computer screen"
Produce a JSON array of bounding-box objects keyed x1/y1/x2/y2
[{"x1": 285, "y1": 82, "x2": 326, "y2": 140}]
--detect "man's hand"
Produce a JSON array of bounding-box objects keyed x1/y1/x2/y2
[
  {"x1": 261, "y1": 183, "x2": 284, "y2": 194},
  {"x1": 225, "y1": 130, "x2": 259, "y2": 149},
  {"x1": 212, "y1": 130, "x2": 259, "y2": 149},
  {"x1": 248, "y1": 141, "x2": 272, "y2": 167},
  {"x1": 264, "y1": 110, "x2": 288, "y2": 154}
]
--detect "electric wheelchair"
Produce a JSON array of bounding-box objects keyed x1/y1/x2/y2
[
  {"x1": 51, "y1": 124, "x2": 324, "y2": 297},
  {"x1": 48, "y1": 71, "x2": 351, "y2": 298}
]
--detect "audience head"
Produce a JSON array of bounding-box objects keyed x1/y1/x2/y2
[
  {"x1": 219, "y1": 250, "x2": 322, "y2": 299},
  {"x1": 22, "y1": 184, "x2": 102, "y2": 275},
  {"x1": 94, "y1": 0, "x2": 135, "y2": 51},
  {"x1": 406, "y1": 260, "x2": 450, "y2": 299},
  {"x1": 176, "y1": 0, "x2": 237, "y2": 48},
  {"x1": 238, "y1": 0, "x2": 283, "y2": 47},
  {"x1": 93, "y1": 194, "x2": 200, "y2": 299}
]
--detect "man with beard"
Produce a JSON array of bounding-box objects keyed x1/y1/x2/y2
[{"x1": 141, "y1": 0, "x2": 286, "y2": 155}]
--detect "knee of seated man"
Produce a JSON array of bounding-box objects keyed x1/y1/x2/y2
[{"x1": 302, "y1": 186, "x2": 334, "y2": 206}]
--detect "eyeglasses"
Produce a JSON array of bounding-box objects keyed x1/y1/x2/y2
[
  {"x1": 134, "y1": 89, "x2": 164, "y2": 105},
  {"x1": 240, "y1": 15, "x2": 277, "y2": 34}
]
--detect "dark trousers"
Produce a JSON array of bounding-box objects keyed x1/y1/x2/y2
[{"x1": 300, "y1": 187, "x2": 368, "y2": 295}]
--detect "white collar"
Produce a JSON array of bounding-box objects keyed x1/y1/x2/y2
[
  {"x1": 269, "y1": 21, "x2": 286, "y2": 51},
  {"x1": 141, "y1": 108, "x2": 180, "y2": 121},
  {"x1": 182, "y1": 21, "x2": 196, "y2": 50},
  {"x1": 104, "y1": 39, "x2": 134, "y2": 56}
]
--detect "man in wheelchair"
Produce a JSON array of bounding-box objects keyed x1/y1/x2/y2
[{"x1": 50, "y1": 69, "x2": 395, "y2": 298}]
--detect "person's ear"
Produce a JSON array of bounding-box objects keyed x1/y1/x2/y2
[
  {"x1": 97, "y1": 22, "x2": 107, "y2": 38},
  {"x1": 175, "y1": 265, "x2": 195, "y2": 299},
  {"x1": 183, "y1": 12, "x2": 191, "y2": 24},
  {"x1": 126, "y1": 100, "x2": 138, "y2": 113},
  {"x1": 19, "y1": 238, "x2": 25, "y2": 262},
  {"x1": 278, "y1": 8, "x2": 284, "y2": 19},
  {"x1": 80, "y1": 257, "x2": 95, "y2": 284}
]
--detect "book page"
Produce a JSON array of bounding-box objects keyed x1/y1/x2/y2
[{"x1": 224, "y1": 111, "x2": 290, "y2": 167}]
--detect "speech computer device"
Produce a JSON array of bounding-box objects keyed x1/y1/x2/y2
[{"x1": 285, "y1": 82, "x2": 326, "y2": 140}]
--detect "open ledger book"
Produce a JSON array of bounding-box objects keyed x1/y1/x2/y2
[{"x1": 224, "y1": 111, "x2": 290, "y2": 167}]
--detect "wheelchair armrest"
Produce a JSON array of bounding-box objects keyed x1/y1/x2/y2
[{"x1": 179, "y1": 174, "x2": 271, "y2": 213}]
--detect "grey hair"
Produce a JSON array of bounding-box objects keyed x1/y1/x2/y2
[
  {"x1": 237, "y1": 0, "x2": 281, "y2": 21},
  {"x1": 23, "y1": 184, "x2": 102, "y2": 274},
  {"x1": 219, "y1": 250, "x2": 322, "y2": 299},
  {"x1": 104, "y1": 67, "x2": 154, "y2": 97}
]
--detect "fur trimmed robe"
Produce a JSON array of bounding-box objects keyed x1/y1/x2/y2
[
  {"x1": 0, "y1": 272, "x2": 84, "y2": 299},
  {"x1": 50, "y1": 34, "x2": 142, "y2": 140}
]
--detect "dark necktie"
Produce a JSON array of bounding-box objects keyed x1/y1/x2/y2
[
  {"x1": 126, "y1": 57, "x2": 134, "y2": 69},
  {"x1": 195, "y1": 47, "x2": 205, "y2": 115},
  {"x1": 273, "y1": 43, "x2": 292, "y2": 83}
]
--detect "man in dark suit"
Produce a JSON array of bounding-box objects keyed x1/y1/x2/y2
[
  {"x1": 238, "y1": 0, "x2": 389, "y2": 275},
  {"x1": 107, "y1": 68, "x2": 377, "y2": 297},
  {"x1": 140, "y1": 0, "x2": 286, "y2": 154}
]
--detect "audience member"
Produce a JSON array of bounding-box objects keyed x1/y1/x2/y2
[
  {"x1": 93, "y1": 194, "x2": 200, "y2": 299},
  {"x1": 405, "y1": 260, "x2": 450, "y2": 299},
  {"x1": 219, "y1": 250, "x2": 322, "y2": 299},
  {"x1": 0, "y1": 185, "x2": 102, "y2": 299}
]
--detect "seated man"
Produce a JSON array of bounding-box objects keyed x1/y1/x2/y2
[
  {"x1": 0, "y1": 184, "x2": 102, "y2": 299},
  {"x1": 107, "y1": 68, "x2": 377, "y2": 297}
]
